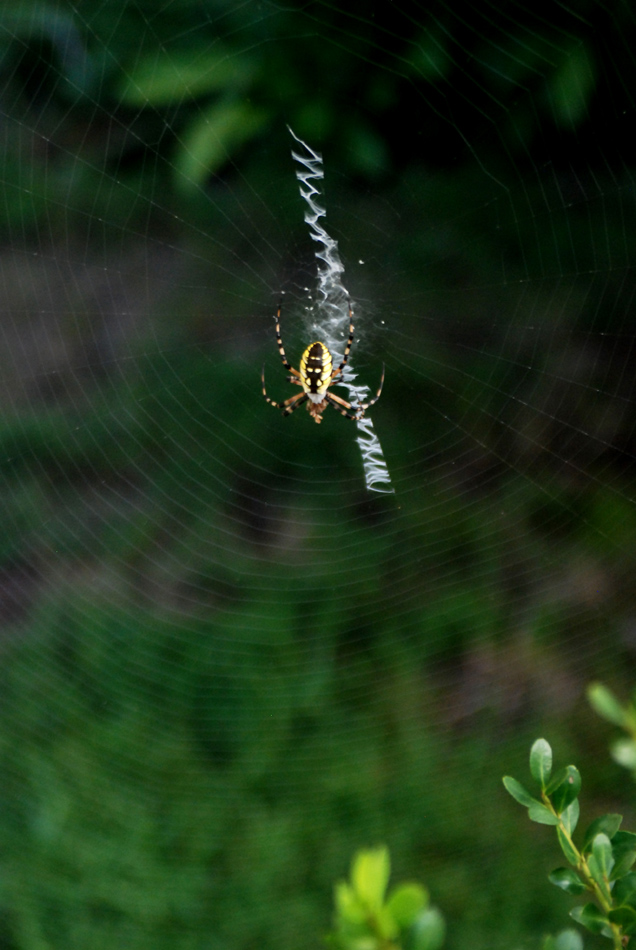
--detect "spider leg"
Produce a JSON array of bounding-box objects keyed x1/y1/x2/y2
[
  {"x1": 262, "y1": 365, "x2": 308, "y2": 415},
  {"x1": 281, "y1": 393, "x2": 308, "y2": 416},
  {"x1": 325, "y1": 393, "x2": 360, "y2": 421},
  {"x1": 274, "y1": 301, "x2": 301, "y2": 378},
  {"x1": 327, "y1": 392, "x2": 355, "y2": 410},
  {"x1": 262, "y1": 364, "x2": 277, "y2": 406},
  {"x1": 333, "y1": 298, "x2": 355, "y2": 377},
  {"x1": 355, "y1": 364, "x2": 385, "y2": 418}
]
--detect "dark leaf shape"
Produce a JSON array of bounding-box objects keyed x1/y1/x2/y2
[
  {"x1": 612, "y1": 872, "x2": 636, "y2": 907},
  {"x1": 608, "y1": 905, "x2": 636, "y2": 934}
]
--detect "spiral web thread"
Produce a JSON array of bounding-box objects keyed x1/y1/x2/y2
[{"x1": 288, "y1": 127, "x2": 393, "y2": 493}]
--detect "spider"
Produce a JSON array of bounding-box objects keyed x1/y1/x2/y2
[{"x1": 261, "y1": 299, "x2": 384, "y2": 424}]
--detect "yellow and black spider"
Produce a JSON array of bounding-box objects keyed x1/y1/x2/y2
[{"x1": 261, "y1": 299, "x2": 384, "y2": 424}]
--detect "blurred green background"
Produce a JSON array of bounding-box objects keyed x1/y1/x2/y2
[{"x1": 1, "y1": 1, "x2": 636, "y2": 948}]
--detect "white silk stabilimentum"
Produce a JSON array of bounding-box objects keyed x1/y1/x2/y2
[{"x1": 288, "y1": 127, "x2": 393, "y2": 493}]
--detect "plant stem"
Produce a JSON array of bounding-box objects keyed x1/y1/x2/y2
[{"x1": 542, "y1": 793, "x2": 626, "y2": 950}]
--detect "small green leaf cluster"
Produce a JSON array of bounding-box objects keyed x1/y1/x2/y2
[
  {"x1": 328, "y1": 847, "x2": 445, "y2": 950},
  {"x1": 504, "y1": 739, "x2": 636, "y2": 949},
  {"x1": 588, "y1": 683, "x2": 636, "y2": 777}
]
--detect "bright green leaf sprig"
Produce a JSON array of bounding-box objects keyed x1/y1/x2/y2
[
  {"x1": 588, "y1": 683, "x2": 636, "y2": 777},
  {"x1": 504, "y1": 739, "x2": 636, "y2": 949},
  {"x1": 328, "y1": 846, "x2": 445, "y2": 950}
]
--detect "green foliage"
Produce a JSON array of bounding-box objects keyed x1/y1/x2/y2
[
  {"x1": 329, "y1": 847, "x2": 445, "y2": 950},
  {"x1": 504, "y1": 739, "x2": 636, "y2": 948},
  {"x1": 0, "y1": 584, "x2": 578, "y2": 950},
  {"x1": 1, "y1": 0, "x2": 633, "y2": 234},
  {"x1": 588, "y1": 684, "x2": 636, "y2": 777}
]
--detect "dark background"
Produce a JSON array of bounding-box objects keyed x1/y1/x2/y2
[{"x1": 1, "y1": 2, "x2": 636, "y2": 948}]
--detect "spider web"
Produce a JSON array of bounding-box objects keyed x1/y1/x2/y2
[
  {"x1": 287, "y1": 126, "x2": 393, "y2": 492},
  {"x1": 0, "y1": 3, "x2": 635, "y2": 949}
]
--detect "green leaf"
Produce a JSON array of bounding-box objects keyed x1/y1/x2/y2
[
  {"x1": 561, "y1": 798, "x2": 580, "y2": 836},
  {"x1": 613, "y1": 850, "x2": 636, "y2": 882},
  {"x1": 174, "y1": 100, "x2": 268, "y2": 189},
  {"x1": 410, "y1": 908, "x2": 446, "y2": 950},
  {"x1": 547, "y1": 765, "x2": 581, "y2": 814},
  {"x1": 548, "y1": 868, "x2": 586, "y2": 894},
  {"x1": 608, "y1": 905, "x2": 636, "y2": 930},
  {"x1": 557, "y1": 825, "x2": 580, "y2": 865},
  {"x1": 530, "y1": 738, "x2": 553, "y2": 786},
  {"x1": 612, "y1": 871, "x2": 636, "y2": 907},
  {"x1": 529, "y1": 801, "x2": 559, "y2": 825},
  {"x1": 374, "y1": 907, "x2": 399, "y2": 941},
  {"x1": 351, "y1": 847, "x2": 391, "y2": 910},
  {"x1": 611, "y1": 836, "x2": 636, "y2": 881},
  {"x1": 592, "y1": 833, "x2": 614, "y2": 879},
  {"x1": 118, "y1": 48, "x2": 254, "y2": 107},
  {"x1": 334, "y1": 881, "x2": 367, "y2": 925},
  {"x1": 582, "y1": 814, "x2": 622, "y2": 853},
  {"x1": 587, "y1": 834, "x2": 613, "y2": 898},
  {"x1": 502, "y1": 775, "x2": 540, "y2": 808},
  {"x1": 569, "y1": 902, "x2": 609, "y2": 935},
  {"x1": 387, "y1": 883, "x2": 429, "y2": 927},
  {"x1": 587, "y1": 682, "x2": 626, "y2": 728},
  {"x1": 611, "y1": 831, "x2": 636, "y2": 850}
]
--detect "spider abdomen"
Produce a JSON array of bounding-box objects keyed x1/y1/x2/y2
[
  {"x1": 300, "y1": 342, "x2": 333, "y2": 397},
  {"x1": 262, "y1": 299, "x2": 381, "y2": 423}
]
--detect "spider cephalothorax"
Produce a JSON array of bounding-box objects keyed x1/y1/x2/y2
[{"x1": 261, "y1": 299, "x2": 384, "y2": 424}]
